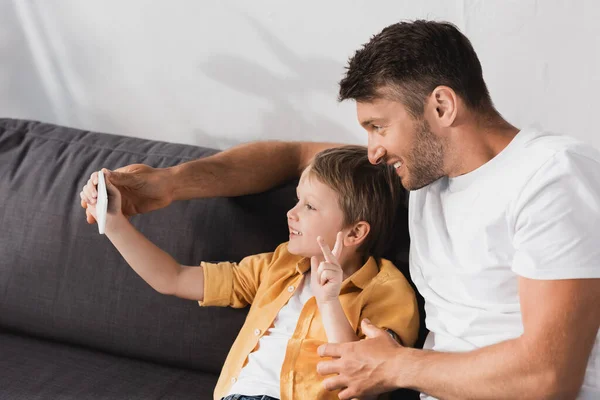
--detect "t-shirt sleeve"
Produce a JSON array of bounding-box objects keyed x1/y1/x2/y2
[
  {"x1": 199, "y1": 250, "x2": 276, "y2": 308},
  {"x1": 511, "y1": 150, "x2": 600, "y2": 280},
  {"x1": 357, "y1": 273, "x2": 420, "y2": 347}
]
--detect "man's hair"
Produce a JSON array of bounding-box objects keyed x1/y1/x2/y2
[
  {"x1": 309, "y1": 145, "x2": 404, "y2": 258},
  {"x1": 339, "y1": 20, "x2": 494, "y2": 117}
]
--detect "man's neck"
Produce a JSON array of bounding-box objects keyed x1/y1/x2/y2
[{"x1": 446, "y1": 114, "x2": 519, "y2": 178}]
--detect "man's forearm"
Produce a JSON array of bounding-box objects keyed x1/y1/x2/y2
[
  {"x1": 106, "y1": 217, "x2": 182, "y2": 294},
  {"x1": 399, "y1": 337, "x2": 577, "y2": 400},
  {"x1": 168, "y1": 141, "x2": 340, "y2": 200}
]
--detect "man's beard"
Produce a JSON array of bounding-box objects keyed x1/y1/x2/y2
[{"x1": 402, "y1": 119, "x2": 447, "y2": 191}]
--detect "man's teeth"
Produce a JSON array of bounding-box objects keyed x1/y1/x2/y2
[{"x1": 393, "y1": 161, "x2": 402, "y2": 169}]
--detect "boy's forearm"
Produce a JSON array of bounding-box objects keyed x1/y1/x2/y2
[
  {"x1": 319, "y1": 299, "x2": 359, "y2": 343},
  {"x1": 105, "y1": 217, "x2": 181, "y2": 294},
  {"x1": 168, "y1": 141, "x2": 339, "y2": 200}
]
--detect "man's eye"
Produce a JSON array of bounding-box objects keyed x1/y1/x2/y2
[{"x1": 372, "y1": 125, "x2": 382, "y2": 132}]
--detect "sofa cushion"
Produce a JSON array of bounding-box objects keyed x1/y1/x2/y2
[
  {"x1": 0, "y1": 119, "x2": 298, "y2": 374},
  {"x1": 0, "y1": 332, "x2": 217, "y2": 400}
]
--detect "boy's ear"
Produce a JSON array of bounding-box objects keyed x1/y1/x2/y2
[{"x1": 344, "y1": 221, "x2": 370, "y2": 248}]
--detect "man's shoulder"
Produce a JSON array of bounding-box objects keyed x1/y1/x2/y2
[
  {"x1": 517, "y1": 130, "x2": 600, "y2": 192},
  {"x1": 519, "y1": 129, "x2": 600, "y2": 169}
]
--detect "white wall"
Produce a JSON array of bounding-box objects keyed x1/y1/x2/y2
[{"x1": 1, "y1": 0, "x2": 599, "y2": 149}]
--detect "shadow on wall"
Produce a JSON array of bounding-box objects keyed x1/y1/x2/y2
[
  {"x1": 0, "y1": 1, "x2": 54, "y2": 122},
  {"x1": 197, "y1": 14, "x2": 353, "y2": 145}
]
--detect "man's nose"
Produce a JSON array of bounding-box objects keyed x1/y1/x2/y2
[{"x1": 368, "y1": 146, "x2": 386, "y2": 165}]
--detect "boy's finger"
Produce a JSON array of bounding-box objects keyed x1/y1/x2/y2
[
  {"x1": 86, "y1": 209, "x2": 96, "y2": 224},
  {"x1": 310, "y1": 256, "x2": 319, "y2": 285},
  {"x1": 317, "y1": 262, "x2": 326, "y2": 284},
  {"x1": 331, "y1": 231, "x2": 344, "y2": 260},
  {"x1": 317, "y1": 236, "x2": 337, "y2": 264},
  {"x1": 311, "y1": 256, "x2": 319, "y2": 272},
  {"x1": 321, "y1": 270, "x2": 336, "y2": 285}
]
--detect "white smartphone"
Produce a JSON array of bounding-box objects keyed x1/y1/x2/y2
[{"x1": 96, "y1": 170, "x2": 108, "y2": 235}]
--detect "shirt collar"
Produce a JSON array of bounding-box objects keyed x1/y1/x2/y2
[{"x1": 345, "y1": 256, "x2": 379, "y2": 289}]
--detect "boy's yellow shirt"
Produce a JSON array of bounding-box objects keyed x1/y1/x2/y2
[{"x1": 200, "y1": 242, "x2": 419, "y2": 400}]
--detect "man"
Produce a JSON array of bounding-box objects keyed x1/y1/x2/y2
[{"x1": 81, "y1": 20, "x2": 600, "y2": 399}]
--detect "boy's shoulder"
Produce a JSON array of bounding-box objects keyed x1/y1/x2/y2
[{"x1": 367, "y1": 257, "x2": 414, "y2": 293}]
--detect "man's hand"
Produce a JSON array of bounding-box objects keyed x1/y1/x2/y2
[
  {"x1": 317, "y1": 318, "x2": 404, "y2": 399},
  {"x1": 80, "y1": 164, "x2": 174, "y2": 224},
  {"x1": 311, "y1": 233, "x2": 344, "y2": 305}
]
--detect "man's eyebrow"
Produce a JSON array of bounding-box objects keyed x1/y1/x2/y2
[{"x1": 360, "y1": 118, "x2": 382, "y2": 128}]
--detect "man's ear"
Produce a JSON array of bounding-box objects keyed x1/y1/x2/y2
[
  {"x1": 426, "y1": 85, "x2": 458, "y2": 128},
  {"x1": 344, "y1": 221, "x2": 370, "y2": 248}
]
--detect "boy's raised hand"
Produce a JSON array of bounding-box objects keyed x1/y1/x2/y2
[
  {"x1": 80, "y1": 169, "x2": 125, "y2": 231},
  {"x1": 311, "y1": 232, "x2": 344, "y2": 305}
]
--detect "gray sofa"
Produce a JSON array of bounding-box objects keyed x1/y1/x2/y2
[{"x1": 0, "y1": 119, "x2": 421, "y2": 399}]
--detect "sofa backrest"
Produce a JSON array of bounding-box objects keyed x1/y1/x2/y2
[{"x1": 0, "y1": 119, "x2": 304, "y2": 374}]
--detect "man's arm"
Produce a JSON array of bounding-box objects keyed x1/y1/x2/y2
[
  {"x1": 82, "y1": 141, "x2": 341, "y2": 223},
  {"x1": 318, "y1": 277, "x2": 600, "y2": 400},
  {"x1": 170, "y1": 141, "x2": 340, "y2": 200},
  {"x1": 401, "y1": 277, "x2": 599, "y2": 400}
]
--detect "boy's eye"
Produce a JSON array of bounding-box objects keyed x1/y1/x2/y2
[{"x1": 305, "y1": 203, "x2": 315, "y2": 211}]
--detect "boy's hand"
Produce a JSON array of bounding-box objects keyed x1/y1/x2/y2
[
  {"x1": 80, "y1": 169, "x2": 125, "y2": 232},
  {"x1": 80, "y1": 164, "x2": 174, "y2": 225},
  {"x1": 311, "y1": 232, "x2": 344, "y2": 305}
]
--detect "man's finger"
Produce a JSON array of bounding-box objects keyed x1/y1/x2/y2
[
  {"x1": 317, "y1": 358, "x2": 343, "y2": 376},
  {"x1": 318, "y1": 342, "x2": 343, "y2": 358},
  {"x1": 317, "y1": 236, "x2": 337, "y2": 264},
  {"x1": 331, "y1": 231, "x2": 344, "y2": 260},
  {"x1": 337, "y1": 387, "x2": 359, "y2": 400},
  {"x1": 103, "y1": 168, "x2": 130, "y2": 186},
  {"x1": 361, "y1": 318, "x2": 385, "y2": 339},
  {"x1": 103, "y1": 175, "x2": 120, "y2": 197},
  {"x1": 322, "y1": 374, "x2": 348, "y2": 391}
]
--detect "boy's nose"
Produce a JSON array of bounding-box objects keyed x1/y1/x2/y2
[{"x1": 287, "y1": 208, "x2": 298, "y2": 221}]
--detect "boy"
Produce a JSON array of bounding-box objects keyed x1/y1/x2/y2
[{"x1": 81, "y1": 145, "x2": 419, "y2": 400}]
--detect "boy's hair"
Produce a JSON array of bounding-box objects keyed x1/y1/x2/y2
[
  {"x1": 339, "y1": 20, "x2": 494, "y2": 118},
  {"x1": 309, "y1": 145, "x2": 404, "y2": 258}
]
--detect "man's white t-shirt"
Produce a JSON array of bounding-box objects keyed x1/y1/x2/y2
[{"x1": 409, "y1": 129, "x2": 600, "y2": 399}]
